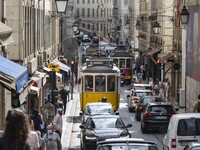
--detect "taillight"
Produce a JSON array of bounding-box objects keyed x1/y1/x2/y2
[
  {"x1": 168, "y1": 114, "x2": 174, "y2": 117},
  {"x1": 143, "y1": 113, "x2": 152, "y2": 118},
  {"x1": 171, "y1": 138, "x2": 176, "y2": 148}
]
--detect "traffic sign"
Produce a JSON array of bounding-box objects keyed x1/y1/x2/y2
[{"x1": 48, "y1": 63, "x2": 60, "y2": 72}]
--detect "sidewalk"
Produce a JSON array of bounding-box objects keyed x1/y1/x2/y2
[{"x1": 61, "y1": 85, "x2": 79, "y2": 150}]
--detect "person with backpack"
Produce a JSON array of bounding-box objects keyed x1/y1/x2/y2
[{"x1": 193, "y1": 94, "x2": 200, "y2": 113}]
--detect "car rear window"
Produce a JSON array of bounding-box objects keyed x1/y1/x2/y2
[
  {"x1": 135, "y1": 92, "x2": 153, "y2": 97},
  {"x1": 147, "y1": 105, "x2": 175, "y2": 114},
  {"x1": 135, "y1": 86, "x2": 152, "y2": 90},
  {"x1": 177, "y1": 118, "x2": 200, "y2": 136}
]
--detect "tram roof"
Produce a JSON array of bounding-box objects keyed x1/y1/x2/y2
[{"x1": 80, "y1": 58, "x2": 120, "y2": 73}]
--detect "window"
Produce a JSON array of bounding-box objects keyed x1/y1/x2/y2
[
  {"x1": 95, "y1": 75, "x2": 105, "y2": 92},
  {"x1": 85, "y1": 75, "x2": 93, "y2": 91},
  {"x1": 83, "y1": 0, "x2": 85, "y2": 3},
  {"x1": 88, "y1": 0, "x2": 90, "y2": 3},
  {"x1": 87, "y1": 8, "x2": 90, "y2": 17},
  {"x1": 107, "y1": 76, "x2": 115, "y2": 92},
  {"x1": 96, "y1": 8, "x2": 99, "y2": 17},
  {"x1": 127, "y1": 59, "x2": 131, "y2": 68},
  {"x1": 92, "y1": 9, "x2": 95, "y2": 17},
  {"x1": 82, "y1": 8, "x2": 85, "y2": 17},
  {"x1": 92, "y1": 0, "x2": 94, "y2": 3},
  {"x1": 119, "y1": 59, "x2": 125, "y2": 68},
  {"x1": 177, "y1": 118, "x2": 200, "y2": 136}
]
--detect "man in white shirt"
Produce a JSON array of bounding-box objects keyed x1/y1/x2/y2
[{"x1": 53, "y1": 108, "x2": 63, "y2": 138}]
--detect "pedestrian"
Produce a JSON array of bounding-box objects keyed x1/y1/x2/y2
[
  {"x1": 154, "y1": 84, "x2": 160, "y2": 96},
  {"x1": 64, "y1": 83, "x2": 70, "y2": 102},
  {"x1": 27, "y1": 117, "x2": 40, "y2": 150},
  {"x1": 193, "y1": 94, "x2": 200, "y2": 113},
  {"x1": 159, "y1": 81, "x2": 165, "y2": 100},
  {"x1": 43, "y1": 123, "x2": 62, "y2": 150},
  {"x1": 36, "y1": 131, "x2": 46, "y2": 150},
  {"x1": 165, "y1": 78, "x2": 170, "y2": 100},
  {"x1": 31, "y1": 109, "x2": 43, "y2": 133},
  {"x1": 0, "y1": 108, "x2": 30, "y2": 150},
  {"x1": 59, "y1": 84, "x2": 68, "y2": 114},
  {"x1": 52, "y1": 108, "x2": 63, "y2": 138}
]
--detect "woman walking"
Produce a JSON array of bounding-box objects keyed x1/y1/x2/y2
[{"x1": 0, "y1": 108, "x2": 30, "y2": 150}]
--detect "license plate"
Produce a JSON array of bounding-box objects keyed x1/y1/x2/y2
[{"x1": 155, "y1": 116, "x2": 167, "y2": 119}]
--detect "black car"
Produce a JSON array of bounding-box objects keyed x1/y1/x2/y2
[
  {"x1": 184, "y1": 142, "x2": 200, "y2": 150},
  {"x1": 140, "y1": 102, "x2": 179, "y2": 133},
  {"x1": 96, "y1": 138, "x2": 159, "y2": 150},
  {"x1": 80, "y1": 102, "x2": 119, "y2": 124},
  {"x1": 135, "y1": 96, "x2": 163, "y2": 121},
  {"x1": 79, "y1": 115, "x2": 132, "y2": 149}
]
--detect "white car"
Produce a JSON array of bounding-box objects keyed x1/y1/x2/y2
[{"x1": 163, "y1": 113, "x2": 200, "y2": 150}]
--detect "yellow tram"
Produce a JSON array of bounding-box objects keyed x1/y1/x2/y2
[{"x1": 79, "y1": 58, "x2": 121, "y2": 111}]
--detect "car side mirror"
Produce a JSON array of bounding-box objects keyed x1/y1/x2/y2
[
  {"x1": 126, "y1": 124, "x2": 132, "y2": 128},
  {"x1": 79, "y1": 111, "x2": 83, "y2": 116},
  {"x1": 79, "y1": 124, "x2": 86, "y2": 129},
  {"x1": 115, "y1": 111, "x2": 119, "y2": 115}
]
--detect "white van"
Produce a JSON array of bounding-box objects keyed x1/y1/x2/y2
[{"x1": 163, "y1": 113, "x2": 200, "y2": 150}]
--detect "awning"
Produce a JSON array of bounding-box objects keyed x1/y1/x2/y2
[
  {"x1": 161, "y1": 53, "x2": 175, "y2": 62},
  {"x1": 52, "y1": 59, "x2": 70, "y2": 73},
  {"x1": 0, "y1": 56, "x2": 29, "y2": 93},
  {"x1": 0, "y1": 22, "x2": 14, "y2": 46},
  {"x1": 143, "y1": 48, "x2": 161, "y2": 56}
]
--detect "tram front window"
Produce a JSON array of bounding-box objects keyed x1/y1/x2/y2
[
  {"x1": 119, "y1": 59, "x2": 125, "y2": 68},
  {"x1": 95, "y1": 75, "x2": 106, "y2": 92},
  {"x1": 107, "y1": 76, "x2": 115, "y2": 92},
  {"x1": 127, "y1": 59, "x2": 131, "y2": 68},
  {"x1": 85, "y1": 76, "x2": 93, "y2": 91}
]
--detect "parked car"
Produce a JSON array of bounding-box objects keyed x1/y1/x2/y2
[
  {"x1": 80, "y1": 102, "x2": 119, "y2": 124},
  {"x1": 163, "y1": 113, "x2": 200, "y2": 150},
  {"x1": 141, "y1": 102, "x2": 179, "y2": 133},
  {"x1": 135, "y1": 96, "x2": 163, "y2": 121},
  {"x1": 96, "y1": 138, "x2": 159, "y2": 150},
  {"x1": 79, "y1": 115, "x2": 132, "y2": 149},
  {"x1": 184, "y1": 142, "x2": 200, "y2": 150},
  {"x1": 127, "y1": 89, "x2": 154, "y2": 112}
]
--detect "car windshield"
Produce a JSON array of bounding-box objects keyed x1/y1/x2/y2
[
  {"x1": 147, "y1": 105, "x2": 175, "y2": 114},
  {"x1": 92, "y1": 118, "x2": 125, "y2": 129},
  {"x1": 142, "y1": 98, "x2": 154, "y2": 105},
  {"x1": 99, "y1": 145, "x2": 158, "y2": 150},
  {"x1": 85, "y1": 105, "x2": 114, "y2": 115}
]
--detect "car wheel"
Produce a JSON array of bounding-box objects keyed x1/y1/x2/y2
[{"x1": 141, "y1": 122, "x2": 147, "y2": 133}]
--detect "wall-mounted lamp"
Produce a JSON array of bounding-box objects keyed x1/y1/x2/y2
[
  {"x1": 135, "y1": 20, "x2": 140, "y2": 30},
  {"x1": 180, "y1": 6, "x2": 189, "y2": 25},
  {"x1": 55, "y1": 0, "x2": 68, "y2": 13},
  {"x1": 125, "y1": 18, "x2": 130, "y2": 26},
  {"x1": 152, "y1": 21, "x2": 161, "y2": 34}
]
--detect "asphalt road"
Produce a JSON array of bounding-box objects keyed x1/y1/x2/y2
[{"x1": 64, "y1": 85, "x2": 165, "y2": 150}]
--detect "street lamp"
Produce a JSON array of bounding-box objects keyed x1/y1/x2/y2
[
  {"x1": 55, "y1": 0, "x2": 68, "y2": 13},
  {"x1": 70, "y1": 60, "x2": 75, "y2": 100},
  {"x1": 180, "y1": 5, "x2": 189, "y2": 109},
  {"x1": 152, "y1": 21, "x2": 161, "y2": 34},
  {"x1": 180, "y1": 5, "x2": 189, "y2": 25}
]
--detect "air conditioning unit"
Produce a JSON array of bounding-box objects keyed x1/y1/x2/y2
[
  {"x1": 28, "y1": 58, "x2": 37, "y2": 74},
  {"x1": 37, "y1": 54, "x2": 44, "y2": 68}
]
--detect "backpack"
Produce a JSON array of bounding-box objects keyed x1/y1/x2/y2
[{"x1": 197, "y1": 101, "x2": 200, "y2": 112}]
